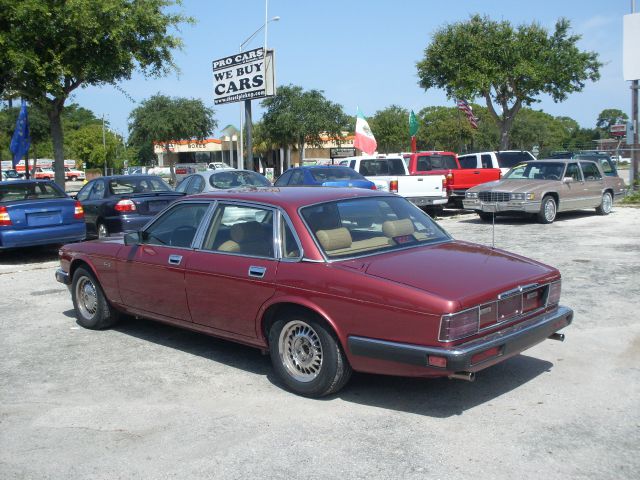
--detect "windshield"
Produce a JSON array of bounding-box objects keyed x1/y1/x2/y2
[
  {"x1": 309, "y1": 167, "x2": 364, "y2": 182},
  {"x1": 504, "y1": 162, "x2": 566, "y2": 180},
  {"x1": 301, "y1": 196, "x2": 451, "y2": 260},
  {"x1": 0, "y1": 182, "x2": 66, "y2": 203},
  {"x1": 210, "y1": 171, "x2": 271, "y2": 189},
  {"x1": 108, "y1": 176, "x2": 172, "y2": 194}
]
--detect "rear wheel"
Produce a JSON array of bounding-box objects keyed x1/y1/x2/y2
[
  {"x1": 537, "y1": 195, "x2": 557, "y2": 224},
  {"x1": 478, "y1": 212, "x2": 494, "y2": 222},
  {"x1": 269, "y1": 312, "x2": 352, "y2": 397},
  {"x1": 71, "y1": 267, "x2": 120, "y2": 329},
  {"x1": 596, "y1": 192, "x2": 612, "y2": 215},
  {"x1": 70, "y1": 176, "x2": 78, "y2": 181},
  {"x1": 97, "y1": 223, "x2": 109, "y2": 239}
]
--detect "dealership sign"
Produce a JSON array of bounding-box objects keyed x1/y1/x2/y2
[{"x1": 212, "y1": 47, "x2": 276, "y2": 105}]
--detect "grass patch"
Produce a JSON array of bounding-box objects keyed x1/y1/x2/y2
[{"x1": 621, "y1": 190, "x2": 640, "y2": 205}]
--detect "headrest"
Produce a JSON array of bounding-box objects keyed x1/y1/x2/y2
[
  {"x1": 230, "y1": 221, "x2": 265, "y2": 243},
  {"x1": 316, "y1": 227, "x2": 352, "y2": 251},
  {"x1": 382, "y1": 219, "x2": 415, "y2": 238},
  {"x1": 307, "y1": 212, "x2": 340, "y2": 231}
]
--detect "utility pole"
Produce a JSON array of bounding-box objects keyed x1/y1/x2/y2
[
  {"x1": 633, "y1": 0, "x2": 639, "y2": 188},
  {"x1": 102, "y1": 115, "x2": 107, "y2": 176}
]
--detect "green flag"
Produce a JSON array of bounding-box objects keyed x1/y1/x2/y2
[{"x1": 409, "y1": 110, "x2": 419, "y2": 136}]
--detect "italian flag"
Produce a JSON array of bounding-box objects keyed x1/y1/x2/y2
[{"x1": 354, "y1": 109, "x2": 377, "y2": 155}]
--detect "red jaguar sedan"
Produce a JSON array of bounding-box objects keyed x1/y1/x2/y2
[{"x1": 56, "y1": 187, "x2": 572, "y2": 397}]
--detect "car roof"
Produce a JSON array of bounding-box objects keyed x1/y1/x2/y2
[
  {"x1": 0, "y1": 179, "x2": 53, "y2": 184},
  {"x1": 295, "y1": 165, "x2": 351, "y2": 169},
  {"x1": 92, "y1": 175, "x2": 162, "y2": 181},
  {"x1": 186, "y1": 186, "x2": 391, "y2": 209}
]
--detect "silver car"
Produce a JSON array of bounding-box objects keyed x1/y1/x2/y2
[
  {"x1": 463, "y1": 159, "x2": 626, "y2": 224},
  {"x1": 175, "y1": 169, "x2": 271, "y2": 195}
]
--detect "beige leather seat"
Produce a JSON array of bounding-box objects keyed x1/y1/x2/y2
[{"x1": 218, "y1": 221, "x2": 272, "y2": 257}]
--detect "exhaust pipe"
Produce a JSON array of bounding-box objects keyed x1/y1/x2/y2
[
  {"x1": 449, "y1": 371, "x2": 476, "y2": 382},
  {"x1": 548, "y1": 333, "x2": 565, "y2": 342}
]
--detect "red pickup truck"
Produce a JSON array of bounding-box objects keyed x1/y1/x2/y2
[{"x1": 404, "y1": 151, "x2": 501, "y2": 206}]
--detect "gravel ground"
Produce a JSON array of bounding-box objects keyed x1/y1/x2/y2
[{"x1": 0, "y1": 205, "x2": 638, "y2": 480}]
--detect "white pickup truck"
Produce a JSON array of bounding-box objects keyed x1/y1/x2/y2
[{"x1": 344, "y1": 155, "x2": 448, "y2": 208}]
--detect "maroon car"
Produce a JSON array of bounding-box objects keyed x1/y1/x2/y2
[{"x1": 56, "y1": 187, "x2": 572, "y2": 397}]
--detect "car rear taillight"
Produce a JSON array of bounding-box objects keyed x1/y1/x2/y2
[
  {"x1": 546, "y1": 281, "x2": 562, "y2": 306},
  {"x1": 442, "y1": 177, "x2": 447, "y2": 190},
  {"x1": 370, "y1": 184, "x2": 377, "y2": 190},
  {"x1": 439, "y1": 308, "x2": 479, "y2": 342},
  {"x1": 0, "y1": 206, "x2": 12, "y2": 226},
  {"x1": 73, "y1": 201, "x2": 84, "y2": 219},
  {"x1": 114, "y1": 199, "x2": 137, "y2": 212},
  {"x1": 389, "y1": 180, "x2": 398, "y2": 193}
]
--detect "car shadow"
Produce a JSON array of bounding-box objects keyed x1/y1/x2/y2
[
  {"x1": 458, "y1": 209, "x2": 600, "y2": 225},
  {"x1": 107, "y1": 316, "x2": 552, "y2": 417},
  {"x1": 0, "y1": 245, "x2": 60, "y2": 264}
]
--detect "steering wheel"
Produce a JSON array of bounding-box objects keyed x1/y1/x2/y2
[{"x1": 546, "y1": 174, "x2": 559, "y2": 181}]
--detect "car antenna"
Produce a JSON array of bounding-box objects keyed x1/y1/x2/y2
[{"x1": 491, "y1": 211, "x2": 496, "y2": 249}]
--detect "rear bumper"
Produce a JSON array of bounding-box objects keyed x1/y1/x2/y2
[
  {"x1": 0, "y1": 223, "x2": 86, "y2": 249},
  {"x1": 348, "y1": 305, "x2": 573, "y2": 374},
  {"x1": 406, "y1": 196, "x2": 449, "y2": 207}
]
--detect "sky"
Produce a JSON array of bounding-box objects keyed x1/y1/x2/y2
[{"x1": 72, "y1": 0, "x2": 635, "y2": 140}]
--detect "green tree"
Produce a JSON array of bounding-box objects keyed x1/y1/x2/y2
[
  {"x1": 261, "y1": 85, "x2": 350, "y2": 162},
  {"x1": 416, "y1": 15, "x2": 601, "y2": 150},
  {"x1": 510, "y1": 109, "x2": 567, "y2": 152},
  {"x1": 0, "y1": 0, "x2": 191, "y2": 186},
  {"x1": 596, "y1": 109, "x2": 628, "y2": 134},
  {"x1": 66, "y1": 123, "x2": 123, "y2": 172},
  {"x1": 128, "y1": 94, "x2": 217, "y2": 181},
  {"x1": 368, "y1": 105, "x2": 409, "y2": 153}
]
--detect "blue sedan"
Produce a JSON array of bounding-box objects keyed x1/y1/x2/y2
[
  {"x1": 274, "y1": 166, "x2": 377, "y2": 189},
  {"x1": 0, "y1": 180, "x2": 86, "y2": 250}
]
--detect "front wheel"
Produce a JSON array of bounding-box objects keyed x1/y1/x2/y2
[
  {"x1": 71, "y1": 267, "x2": 120, "y2": 330},
  {"x1": 478, "y1": 212, "x2": 494, "y2": 222},
  {"x1": 269, "y1": 312, "x2": 352, "y2": 397},
  {"x1": 596, "y1": 192, "x2": 612, "y2": 215},
  {"x1": 537, "y1": 195, "x2": 557, "y2": 224}
]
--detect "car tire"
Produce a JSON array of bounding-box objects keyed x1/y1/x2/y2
[
  {"x1": 71, "y1": 266, "x2": 120, "y2": 330},
  {"x1": 478, "y1": 212, "x2": 494, "y2": 222},
  {"x1": 97, "y1": 223, "x2": 109, "y2": 239},
  {"x1": 537, "y1": 195, "x2": 557, "y2": 224},
  {"x1": 269, "y1": 311, "x2": 352, "y2": 398},
  {"x1": 595, "y1": 192, "x2": 612, "y2": 215},
  {"x1": 70, "y1": 176, "x2": 78, "y2": 181}
]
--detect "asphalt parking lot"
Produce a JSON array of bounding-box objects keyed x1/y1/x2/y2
[{"x1": 1, "y1": 206, "x2": 639, "y2": 480}]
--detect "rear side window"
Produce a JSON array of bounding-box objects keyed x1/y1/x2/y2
[
  {"x1": 109, "y1": 177, "x2": 172, "y2": 194},
  {"x1": 274, "y1": 170, "x2": 293, "y2": 186},
  {"x1": 580, "y1": 162, "x2": 602, "y2": 181},
  {"x1": 496, "y1": 152, "x2": 534, "y2": 169},
  {"x1": 481, "y1": 154, "x2": 493, "y2": 169},
  {"x1": 458, "y1": 155, "x2": 478, "y2": 169}
]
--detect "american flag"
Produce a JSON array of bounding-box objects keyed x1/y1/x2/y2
[{"x1": 457, "y1": 99, "x2": 479, "y2": 129}]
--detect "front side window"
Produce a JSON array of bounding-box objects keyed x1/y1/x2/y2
[
  {"x1": 580, "y1": 162, "x2": 602, "y2": 181},
  {"x1": 202, "y1": 204, "x2": 275, "y2": 258},
  {"x1": 144, "y1": 203, "x2": 210, "y2": 248},
  {"x1": 301, "y1": 196, "x2": 450, "y2": 260},
  {"x1": 565, "y1": 163, "x2": 583, "y2": 181},
  {"x1": 274, "y1": 170, "x2": 293, "y2": 187},
  {"x1": 76, "y1": 182, "x2": 94, "y2": 201},
  {"x1": 175, "y1": 176, "x2": 193, "y2": 193},
  {"x1": 187, "y1": 175, "x2": 205, "y2": 194},
  {"x1": 88, "y1": 181, "x2": 105, "y2": 200}
]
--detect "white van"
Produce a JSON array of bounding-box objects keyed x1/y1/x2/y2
[{"x1": 458, "y1": 150, "x2": 536, "y2": 175}]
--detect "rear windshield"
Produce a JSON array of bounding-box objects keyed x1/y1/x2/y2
[
  {"x1": 496, "y1": 151, "x2": 534, "y2": 168},
  {"x1": 309, "y1": 167, "x2": 364, "y2": 182},
  {"x1": 301, "y1": 196, "x2": 450, "y2": 260},
  {"x1": 417, "y1": 154, "x2": 457, "y2": 170},
  {"x1": 210, "y1": 171, "x2": 271, "y2": 189},
  {"x1": 0, "y1": 182, "x2": 66, "y2": 203},
  {"x1": 358, "y1": 159, "x2": 405, "y2": 176},
  {"x1": 108, "y1": 177, "x2": 172, "y2": 194},
  {"x1": 458, "y1": 155, "x2": 478, "y2": 169}
]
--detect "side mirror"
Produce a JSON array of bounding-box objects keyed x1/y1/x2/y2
[
  {"x1": 124, "y1": 231, "x2": 142, "y2": 246},
  {"x1": 562, "y1": 177, "x2": 574, "y2": 184}
]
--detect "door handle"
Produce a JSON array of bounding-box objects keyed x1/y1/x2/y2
[
  {"x1": 168, "y1": 254, "x2": 182, "y2": 265},
  {"x1": 248, "y1": 266, "x2": 266, "y2": 278}
]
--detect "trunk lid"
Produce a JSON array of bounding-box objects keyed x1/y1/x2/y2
[
  {"x1": 363, "y1": 241, "x2": 558, "y2": 309},
  {"x1": 2, "y1": 198, "x2": 79, "y2": 229}
]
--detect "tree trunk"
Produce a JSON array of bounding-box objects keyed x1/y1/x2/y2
[
  {"x1": 299, "y1": 135, "x2": 305, "y2": 165},
  {"x1": 47, "y1": 101, "x2": 66, "y2": 188}
]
